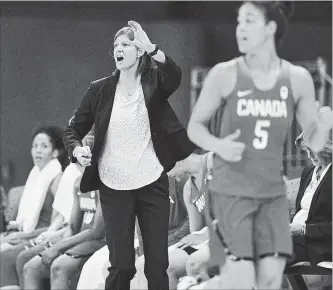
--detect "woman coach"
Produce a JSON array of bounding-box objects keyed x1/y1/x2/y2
[{"x1": 63, "y1": 21, "x2": 196, "y2": 290}]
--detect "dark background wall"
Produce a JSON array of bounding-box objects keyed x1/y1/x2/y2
[{"x1": 0, "y1": 1, "x2": 331, "y2": 186}]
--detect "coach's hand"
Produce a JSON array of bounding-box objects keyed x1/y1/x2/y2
[
  {"x1": 216, "y1": 129, "x2": 246, "y2": 162},
  {"x1": 73, "y1": 146, "x2": 92, "y2": 167},
  {"x1": 128, "y1": 20, "x2": 155, "y2": 54}
]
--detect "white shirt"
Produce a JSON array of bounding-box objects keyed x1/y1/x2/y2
[
  {"x1": 292, "y1": 163, "x2": 331, "y2": 224},
  {"x1": 98, "y1": 85, "x2": 163, "y2": 190}
]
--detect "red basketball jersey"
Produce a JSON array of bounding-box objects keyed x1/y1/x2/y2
[{"x1": 209, "y1": 57, "x2": 295, "y2": 198}]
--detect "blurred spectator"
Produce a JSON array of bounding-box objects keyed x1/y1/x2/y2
[{"x1": 289, "y1": 130, "x2": 332, "y2": 265}]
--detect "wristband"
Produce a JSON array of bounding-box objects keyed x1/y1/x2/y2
[{"x1": 148, "y1": 44, "x2": 159, "y2": 57}]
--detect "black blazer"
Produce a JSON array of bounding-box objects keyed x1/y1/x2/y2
[
  {"x1": 295, "y1": 164, "x2": 332, "y2": 264},
  {"x1": 63, "y1": 54, "x2": 196, "y2": 193}
]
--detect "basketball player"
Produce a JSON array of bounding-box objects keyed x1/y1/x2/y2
[{"x1": 187, "y1": 1, "x2": 333, "y2": 289}]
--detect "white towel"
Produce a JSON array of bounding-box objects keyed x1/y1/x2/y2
[
  {"x1": 16, "y1": 158, "x2": 62, "y2": 232},
  {"x1": 52, "y1": 163, "x2": 84, "y2": 224}
]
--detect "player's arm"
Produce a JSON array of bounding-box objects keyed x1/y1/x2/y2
[
  {"x1": 187, "y1": 61, "x2": 236, "y2": 154},
  {"x1": 49, "y1": 192, "x2": 104, "y2": 254},
  {"x1": 291, "y1": 65, "x2": 333, "y2": 153},
  {"x1": 183, "y1": 178, "x2": 205, "y2": 233}
]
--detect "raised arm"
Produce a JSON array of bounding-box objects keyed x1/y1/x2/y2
[
  {"x1": 128, "y1": 20, "x2": 182, "y2": 98},
  {"x1": 155, "y1": 55, "x2": 182, "y2": 98}
]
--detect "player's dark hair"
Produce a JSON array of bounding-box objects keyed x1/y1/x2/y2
[{"x1": 241, "y1": 1, "x2": 294, "y2": 47}]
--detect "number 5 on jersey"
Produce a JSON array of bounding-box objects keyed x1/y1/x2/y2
[{"x1": 253, "y1": 120, "x2": 271, "y2": 149}]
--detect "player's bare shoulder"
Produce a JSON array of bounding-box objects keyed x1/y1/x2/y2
[
  {"x1": 209, "y1": 59, "x2": 238, "y2": 98},
  {"x1": 289, "y1": 62, "x2": 315, "y2": 104}
]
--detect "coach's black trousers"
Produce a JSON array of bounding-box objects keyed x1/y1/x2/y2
[{"x1": 99, "y1": 173, "x2": 170, "y2": 290}]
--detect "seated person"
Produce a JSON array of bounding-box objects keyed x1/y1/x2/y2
[
  {"x1": 1, "y1": 125, "x2": 66, "y2": 249},
  {"x1": 289, "y1": 130, "x2": 332, "y2": 265},
  {"x1": 19, "y1": 171, "x2": 105, "y2": 290},
  {"x1": 134, "y1": 152, "x2": 212, "y2": 290},
  {"x1": 0, "y1": 161, "x2": 84, "y2": 289},
  {"x1": 77, "y1": 166, "x2": 191, "y2": 290}
]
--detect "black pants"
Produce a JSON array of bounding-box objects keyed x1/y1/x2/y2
[
  {"x1": 287, "y1": 235, "x2": 309, "y2": 265},
  {"x1": 99, "y1": 173, "x2": 170, "y2": 290}
]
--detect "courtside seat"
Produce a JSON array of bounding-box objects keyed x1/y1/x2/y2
[{"x1": 285, "y1": 262, "x2": 332, "y2": 290}]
